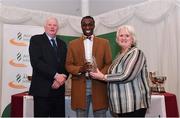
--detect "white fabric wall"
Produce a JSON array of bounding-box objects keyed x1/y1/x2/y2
[{"x1": 0, "y1": 0, "x2": 180, "y2": 113}]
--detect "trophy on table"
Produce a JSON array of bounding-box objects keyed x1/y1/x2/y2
[{"x1": 149, "y1": 72, "x2": 167, "y2": 93}]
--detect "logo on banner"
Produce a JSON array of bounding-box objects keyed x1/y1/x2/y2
[
  {"x1": 9, "y1": 32, "x2": 31, "y2": 46},
  {"x1": 9, "y1": 52, "x2": 29, "y2": 67},
  {"x1": 8, "y1": 73, "x2": 30, "y2": 89},
  {"x1": 1, "y1": 24, "x2": 43, "y2": 115}
]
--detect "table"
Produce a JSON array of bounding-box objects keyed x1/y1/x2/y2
[
  {"x1": 158, "y1": 92, "x2": 179, "y2": 117},
  {"x1": 11, "y1": 92, "x2": 179, "y2": 117},
  {"x1": 11, "y1": 92, "x2": 76, "y2": 117},
  {"x1": 11, "y1": 92, "x2": 110, "y2": 117},
  {"x1": 145, "y1": 92, "x2": 179, "y2": 117},
  {"x1": 145, "y1": 94, "x2": 166, "y2": 117}
]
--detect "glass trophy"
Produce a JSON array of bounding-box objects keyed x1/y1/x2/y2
[{"x1": 85, "y1": 56, "x2": 97, "y2": 77}]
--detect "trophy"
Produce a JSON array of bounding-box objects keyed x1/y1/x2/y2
[
  {"x1": 149, "y1": 72, "x2": 167, "y2": 93},
  {"x1": 85, "y1": 56, "x2": 97, "y2": 77}
]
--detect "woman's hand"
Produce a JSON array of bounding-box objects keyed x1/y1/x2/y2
[{"x1": 90, "y1": 68, "x2": 106, "y2": 81}]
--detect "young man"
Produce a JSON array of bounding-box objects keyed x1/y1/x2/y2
[{"x1": 66, "y1": 16, "x2": 112, "y2": 117}]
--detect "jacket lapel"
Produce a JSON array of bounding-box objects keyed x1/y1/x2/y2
[
  {"x1": 43, "y1": 33, "x2": 53, "y2": 50},
  {"x1": 92, "y1": 36, "x2": 97, "y2": 58},
  {"x1": 79, "y1": 36, "x2": 86, "y2": 63}
]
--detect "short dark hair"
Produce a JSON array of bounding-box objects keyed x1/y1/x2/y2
[{"x1": 81, "y1": 16, "x2": 95, "y2": 24}]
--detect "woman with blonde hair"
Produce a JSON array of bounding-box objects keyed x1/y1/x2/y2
[{"x1": 90, "y1": 25, "x2": 151, "y2": 117}]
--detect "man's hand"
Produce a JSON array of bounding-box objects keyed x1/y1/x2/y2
[
  {"x1": 79, "y1": 62, "x2": 92, "y2": 73},
  {"x1": 55, "y1": 73, "x2": 67, "y2": 86},
  {"x1": 51, "y1": 80, "x2": 61, "y2": 89},
  {"x1": 52, "y1": 73, "x2": 67, "y2": 89}
]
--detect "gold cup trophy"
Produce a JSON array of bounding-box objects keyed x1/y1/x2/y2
[{"x1": 149, "y1": 72, "x2": 167, "y2": 93}]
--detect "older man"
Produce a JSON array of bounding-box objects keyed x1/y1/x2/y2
[{"x1": 29, "y1": 16, "x2": 68, "y2": 117}]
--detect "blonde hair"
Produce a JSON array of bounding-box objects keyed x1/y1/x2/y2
[{"x1": 116, "y1": 25, "x2": 137, "y2": 46}]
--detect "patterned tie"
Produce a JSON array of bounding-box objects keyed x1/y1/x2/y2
[{"x1": 51, "y1": 39, "x2": 57, "y2": 54}]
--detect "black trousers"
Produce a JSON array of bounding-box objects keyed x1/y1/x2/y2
[
  {"x1": 112, "y1": 108, "x2": 147, "y2": 117},
  {"x1": 33, "y1": 96, "x2": 65, "y2": 117}
]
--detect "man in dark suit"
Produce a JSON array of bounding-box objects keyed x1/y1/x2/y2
[{"x1": 29, "y1": 16, "x2": 68, "y2": 117}]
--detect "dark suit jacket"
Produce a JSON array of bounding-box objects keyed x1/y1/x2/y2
[{"x1": 29, "y1": 33, "x2": 68, "y2": 97}]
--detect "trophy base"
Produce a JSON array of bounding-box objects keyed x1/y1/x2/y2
[{"x1": 151, "y1": 86, "x2": 166, "y2": 93}]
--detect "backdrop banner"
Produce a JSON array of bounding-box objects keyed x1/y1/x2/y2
[{"x1": 1, "y1": 24, "x2": 44, "y2": 115}]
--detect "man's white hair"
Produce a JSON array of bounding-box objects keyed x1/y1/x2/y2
[{"x1": 44, "y1": 16, "x2": 59, "y2": 27}]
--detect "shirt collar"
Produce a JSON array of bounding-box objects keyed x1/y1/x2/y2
[
  {"x1": 46, "y1": 33, "x2": 56, "y2": 41},
  {"x1": 83, "y1": 35, "x2": 94, "y2": 41}
]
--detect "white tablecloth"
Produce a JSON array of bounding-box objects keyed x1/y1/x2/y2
[
  {"x1": 146, "y1": 95, "x2": 166, "y2": 117},
  {"x1": 23, "y1": 95, "x2": 166, "y2": 117}
]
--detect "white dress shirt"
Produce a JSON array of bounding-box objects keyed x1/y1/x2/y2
[{"x1": 84, "y1": 35, "x2": 93, "y2": 62}]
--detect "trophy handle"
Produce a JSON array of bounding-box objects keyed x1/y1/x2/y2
[{"x1": 149, "y1": 72, "x2": 156, "y2": 84}]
